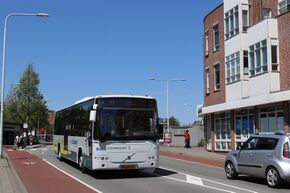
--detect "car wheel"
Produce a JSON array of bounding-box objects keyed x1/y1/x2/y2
[
  {"x1": 225, "y1": 161, "x2": 238, "y2": 179},
  {"x1": 266, "y1": 167, "x2": 282, "y2": 188}
]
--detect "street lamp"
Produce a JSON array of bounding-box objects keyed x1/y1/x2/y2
[
  {"x1": 0, "y1": 13, "x2": 48, "y2": 157},
  {"x1": 149, "y1": 77, "x2": 186, "y2": 130}
]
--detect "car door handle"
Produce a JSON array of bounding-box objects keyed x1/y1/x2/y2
[
  {"x1": 248, "y1": 154, "x2": 253, "y2": 157},
  {"x1": 266, "y1": 154, "x2": 271, "y2": 157}
]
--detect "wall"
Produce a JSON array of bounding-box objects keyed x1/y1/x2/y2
[
  {"x1": 278, "y1": 12, "x2": 290, "y2": 90},
  {"x1": 203, "y1": 4, "x2": 225, "y2": 106},
  {"x1": 170, "y1": 126, "x2": 204, "y2": 147}
]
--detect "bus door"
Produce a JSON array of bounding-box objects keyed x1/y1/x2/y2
[
  {"x1": 85, "y1": 130, "x2": 92, "y2": 156},
  {"x1": 64, "y1": 129, "x2": 68, "y2": 150}
]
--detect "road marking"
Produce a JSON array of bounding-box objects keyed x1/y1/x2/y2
[
  {"x1": 186, "y1": 175, "x2": 203, "y2": 186},
  {"x1": 22, "y1": 161, "x2": 36, "y2": 165},
  {"x1": 163, "y1": 175, "x2": 235, "y2": 193},
  {"x1": 160, "y1": 155, "x2": 223, "y2": 169},
  {"x1": 43, "y1": 159, "x2": 103, "y2": 193},
  {"x1": 203, "y1": 179, "x2": 258, "y2": 193},
  {"x1": 160, "y1": 166, "x2": 257, "y2": 193}
]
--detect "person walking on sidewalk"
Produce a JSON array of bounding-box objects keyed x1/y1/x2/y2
[{"x1": 184, "y1": 130, "x2": 191, "y2": 148}]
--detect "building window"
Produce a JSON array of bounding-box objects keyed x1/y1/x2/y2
[
  {"x1": 235, "y1": 109, "x2": 255, "y2": 147},
  {"x1": 243, "y1": 50, "x2": 249, "y2": 76},
  {"x1": 226, "y1": 51, "x2": 240, "y2": 84},
  {"x1": 214, "y1": 64, "x2": 220, "y2": 91},
  {"x1": 260, "y1": 106, "x2": 284, "y2": 133},
  {"x1": 279, "y1": 0, "x2": 290, "y2": 14},
  {"x1": 263, "y1": 8, "x2": 272, "y2": 19},
  {"x1": 249, "y1": 39, "x2": 268, "y2": 76},
  {"x1": 205, "y1": 32, "x2": 209, "y2": 56},
  {"x1": 213, "y1": 25, "x2": 219, "y2": 52},
  {"x1": 242, "y1": 10, "x2": 248, "y2": 32},
  {"x1": 271, "y1": 45, "x2": 278, "y2": 71},
  {"x1": 215, "y1": 113, "x2": 231, "y2": 151},
  {"x1": 225, "y1": 5, "x2": 239, "y2": 40},
  {"x1": 206, "y1": 68, "x2": 210, "y2": 95}
]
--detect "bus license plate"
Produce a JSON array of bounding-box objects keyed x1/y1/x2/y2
[{"x1": 120, "y1": 165, "x2": 137, "y2": 170}]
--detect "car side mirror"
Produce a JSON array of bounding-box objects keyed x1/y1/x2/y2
[{"x1": 237, "y1": 145, "x2": 242, "y2": 151}]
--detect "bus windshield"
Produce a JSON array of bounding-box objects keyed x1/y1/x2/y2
[{"x1": 98, "y1": 108, "x2": 158, "y2": 140}]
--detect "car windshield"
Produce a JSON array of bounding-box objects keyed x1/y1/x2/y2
[{"x1": 97, "y1": 108, "x2": 158, "y2": 140}]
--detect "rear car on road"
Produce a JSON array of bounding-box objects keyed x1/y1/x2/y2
[{"x1": 224, "y1": 133, "x2": 290, "y2": 188}]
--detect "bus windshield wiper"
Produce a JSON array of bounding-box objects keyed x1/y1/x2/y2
[{"x1": 122, "y1": 153, "x2": 136, "y2": 162}]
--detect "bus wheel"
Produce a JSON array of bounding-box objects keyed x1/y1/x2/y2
[
  {"x1": 58, "y1": 145, "x2": 62, "y2": 161},
  {"x1": 78, "y1": 154, "x2": 86, "y2": 173}
]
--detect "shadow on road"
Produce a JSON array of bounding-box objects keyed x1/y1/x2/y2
[
  {"x1": 61, "y1": 158, "x2": 177, "y2": 180},
  {"x1": 237, "y1": 175, "x2": 290, "y2": 189},
  {"x1": 89, "y1": 167, "x2": 177, "y2": 180}
]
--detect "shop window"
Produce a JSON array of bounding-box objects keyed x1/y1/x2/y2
[{"x1": 260, "y1": 107, "x2": 284, "y2": 133}]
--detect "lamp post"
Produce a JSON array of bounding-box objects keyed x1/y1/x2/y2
[
  {"x1": 149, "y1": 77, "x2": 186, "y2": 130},
  {"x1": 0, "y1": 12, "x2": 48, "y2": 157}
]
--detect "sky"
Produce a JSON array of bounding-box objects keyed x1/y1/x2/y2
[{"x1": 0, "y1": 0, "x2": 223, "y2": 125}]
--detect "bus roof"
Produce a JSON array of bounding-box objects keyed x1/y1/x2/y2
[{"x1": 73, "y1": 94, "x2": 155, "y2": 105}]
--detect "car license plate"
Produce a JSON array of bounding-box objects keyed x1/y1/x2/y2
[{"x1": 120, "y1": 165, "x2": 137, "y2": 170}]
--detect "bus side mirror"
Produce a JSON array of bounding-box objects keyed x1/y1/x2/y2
[{"x1": 90, "y1": 110, "x2": 96, "y2": 122}]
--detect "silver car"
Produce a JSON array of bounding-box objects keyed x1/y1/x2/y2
[{"x1": 225, "y1": 133, "x2": 290, "y2": 188}]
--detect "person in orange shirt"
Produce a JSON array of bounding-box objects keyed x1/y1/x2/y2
[{"x1": 184, "y1": 129, "x2": 191, "y2": 148}]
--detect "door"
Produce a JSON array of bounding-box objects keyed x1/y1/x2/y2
[{"x1": 236, "y1": 137, "x2": 261, "y2": 176}]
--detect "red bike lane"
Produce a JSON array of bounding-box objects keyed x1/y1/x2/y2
[{"x1": 5, "y1": 149, "x2": 99, "y2": 193}]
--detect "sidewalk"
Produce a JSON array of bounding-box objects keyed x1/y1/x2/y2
[
  {"x1": 0, "y1": 150, "x2": 28, "y2": 193},
  {"x1": 159, "y1": 145, "x2": 226, "y2": 168}
]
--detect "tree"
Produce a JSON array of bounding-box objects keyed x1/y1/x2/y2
[
  {"x1": 4, "y1": 63, "x2": 49, "y2": 132},
  {"x1": 169, "y1": 115, "x2": 180, "y2": 126}
]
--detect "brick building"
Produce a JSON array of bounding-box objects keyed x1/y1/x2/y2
[{"x1": 201, "y1": 0, "x2": 290, "y2": 151}]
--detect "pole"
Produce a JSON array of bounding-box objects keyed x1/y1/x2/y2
[
  {"x1": 0, "y1": 15, "x2": 9, "y2": 157},
  {"x1": 0, "y1": 13, "x2": 48, "y2": 157},
  {"x1": 166, "y1": 80, "x2": 169, "y2": 131}
]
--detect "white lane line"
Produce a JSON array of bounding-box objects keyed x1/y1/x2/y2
[
  {"x1": 160, "y1": 155, "x2": 223, "y2": 169},
  {"x1": 160, "y1": 166, "x2": 257, "y2": 193},
  {"x1": 163, "y1": 175, "x2": 235, "y2": 193},
  {"x1": 203, "y1": 179, "x2": 258, "y2": 193},
  {"x1": 43, "y1": 159, "x2": 103, "y2": 193}
]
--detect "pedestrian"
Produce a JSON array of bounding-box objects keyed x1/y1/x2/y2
[
  {"x1": 14, "y1": 135, "x2": 19, "y2": 149},
  {"x1": 19, "y1": 134, "x2": 23, "y2": 149},
  {"x1": 184, "y1": 129, "x2": 191, "y2": 148}
]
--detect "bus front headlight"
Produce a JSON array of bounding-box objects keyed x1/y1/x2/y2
[
  {"x1": 148, "y1": 155, "x2": 159, "y2": 160},
  {"x1": 95, "y1": 156, "x2": 109, "y2": 161}
]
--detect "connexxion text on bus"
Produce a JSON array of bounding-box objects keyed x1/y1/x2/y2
[{"x1": 53, "y1": 95, "x2": 160, "y2": 172}]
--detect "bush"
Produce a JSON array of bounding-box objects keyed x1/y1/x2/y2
[{"x1": 197, "y1": 139, "x2": 204, "y2": 147}]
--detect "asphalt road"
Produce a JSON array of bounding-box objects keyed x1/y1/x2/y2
[{"x1": 28, "y1": 146, "x2": 290, "y2": 193}]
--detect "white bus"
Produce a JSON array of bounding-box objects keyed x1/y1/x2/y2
[{"x1": 53, "y1": 95, "x2": 160, "y2": 172}]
